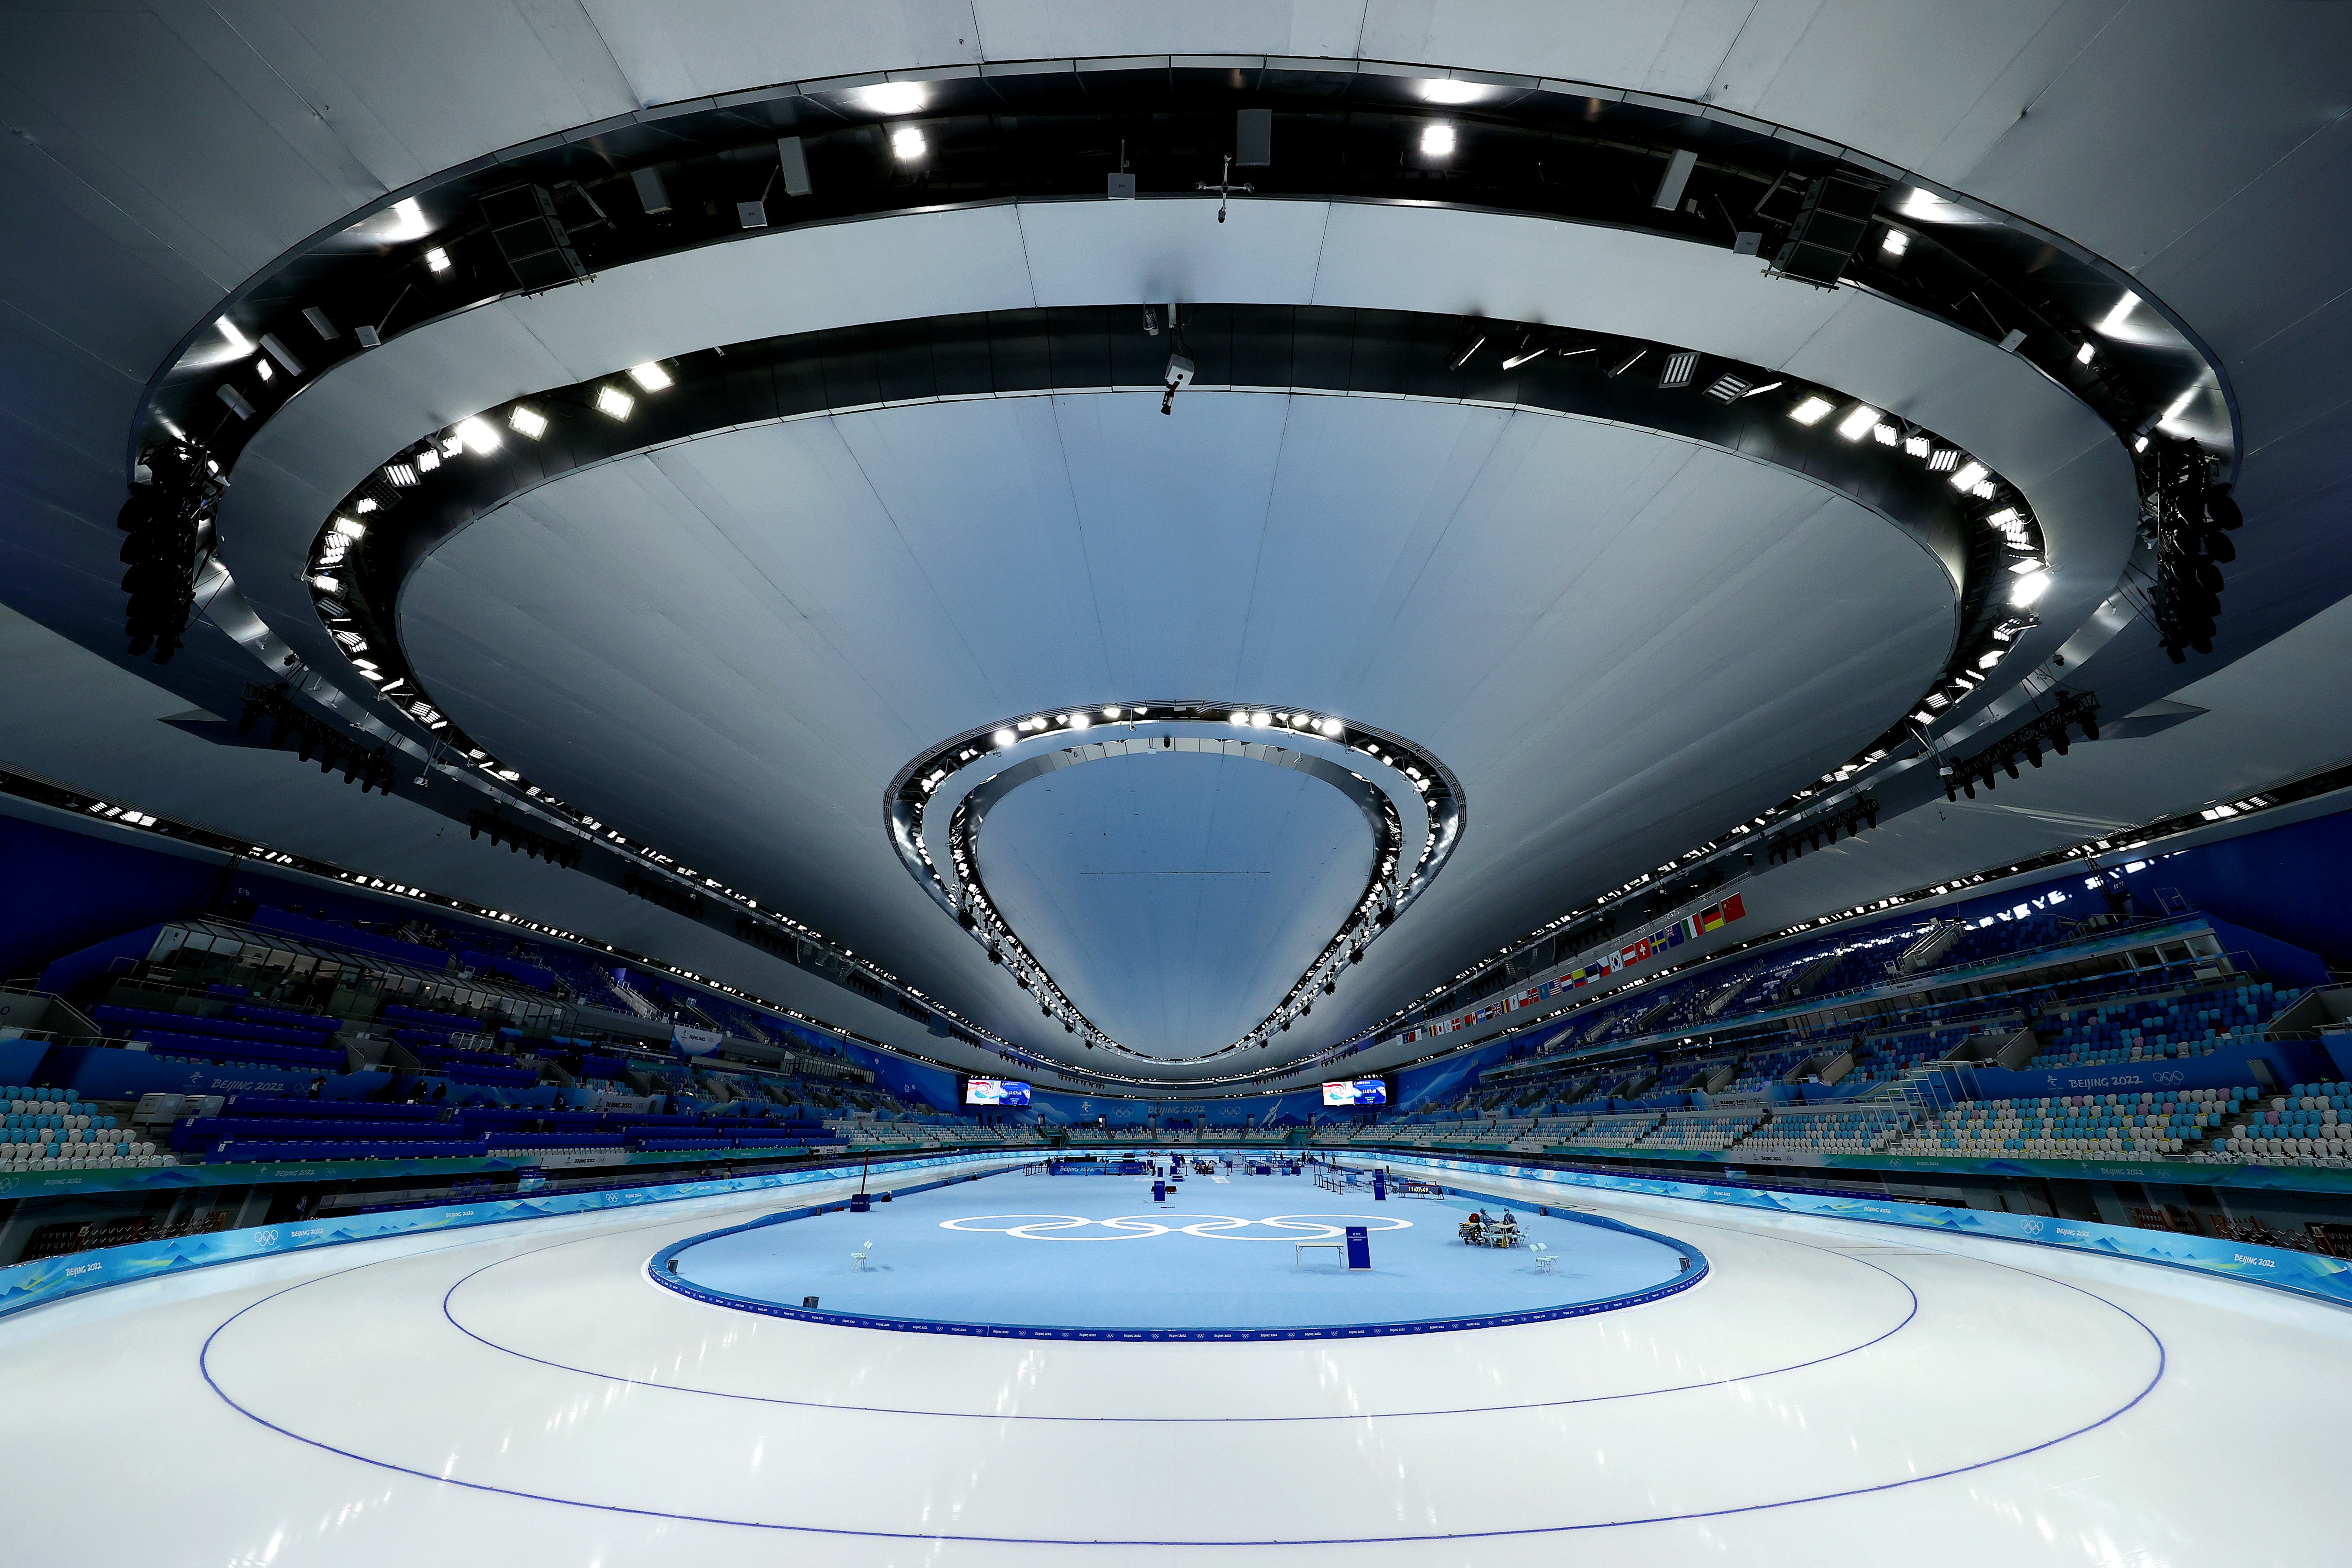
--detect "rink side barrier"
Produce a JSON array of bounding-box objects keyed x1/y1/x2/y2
[
  {"x1": 0, "y1": 1150, "x2": 1035, "y2": 1320},
  {"x1": 1354, "y1": 1152, "x2": 2352, "y2": 1310},
  {"x1": 644, "y1": 1189, "x2": 1710, "y2": 1341}
]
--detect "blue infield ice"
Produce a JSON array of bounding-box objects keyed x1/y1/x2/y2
[{"x1": 655, "y1": 1166, "x2": 1703, "y2": 1339}]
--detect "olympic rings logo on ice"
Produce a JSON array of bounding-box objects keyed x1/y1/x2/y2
[{"x1": 939, "y1": 1213, "x2": 1415, "y2": 1242}]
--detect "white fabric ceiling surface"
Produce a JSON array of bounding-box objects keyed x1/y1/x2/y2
[
  {"x1": 976, "y1": 750, "x2": 1373, "y2": 1058},
  {"x1": 2, "y1": 3, "x2": 2350, "y2": 1086},
  {"x1": 395, "y1": 392, "x2": 1953, "y2": 1072},
  {"x1": 217, "y1": 199, "x2": 2125, "y2": 699}
]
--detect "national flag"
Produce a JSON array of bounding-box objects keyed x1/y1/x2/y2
[{"x1": 1722, "y1": 893, "x2": 1747, "y2": 923}]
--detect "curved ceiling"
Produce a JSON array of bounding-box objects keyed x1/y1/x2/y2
[
  {"x1": 976, "y1": 749, "x2": 1372, "y2": 1058},
  {"x1": 9, "y1": 5, "x2": 2352, "y2": 1100},
  {"x1": 396, "y1": 390, "x2": 1955, "y2": 1078}
]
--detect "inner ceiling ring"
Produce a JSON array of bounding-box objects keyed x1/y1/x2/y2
[
  {"x1": 287, "y1": 307, "x2": 1988, "y2": 1081},
  {"x1": 340, "y1": 303, "x2": 2010, "y2": 813},
  {"x1": 886, "y1": 710, "x2": 1464, "y2": 1071}
]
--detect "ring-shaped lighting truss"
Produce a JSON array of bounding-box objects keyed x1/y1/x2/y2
[
  {"x1": 139, "y1": 54, "x2": 2235, "y2": 473},
  {"x1": 885, "y1": 706, "x2": 1463, "y2": 1067},
  {"x1": 247, "y1": 300, "x2": 2026, "y2": 1081},
  {"x1": 131, "y1": 54, "x2": 2227, "y2": 1087}
]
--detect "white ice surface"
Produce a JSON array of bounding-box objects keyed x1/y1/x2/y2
[{"x1": 2, "y1": 1160, "x2": 2346, "y2": 1567}]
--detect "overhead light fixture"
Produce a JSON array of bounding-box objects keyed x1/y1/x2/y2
[
  {"x1": 1450, "y1": 334, "x2": 1485, "y2": 370},
  {"x1": 1250, "y1": 711, "x2": 1273, "y2": 728},
  {"x1": 1230, "y1": 711, "x2": 1251, "y2": 726},
  {"x1": 1420, "y1": 123, "x2": 1456, "y2": 158},
  {"x1": 2076, "y1": 342, "x2": 2096, "y2": 365},
  {"x1": 415, "y1": 447, "x2": 439, "y2": 473},
  {"x1": 508, "y1": 405, "x2": 547, "y2": 439},
  {"x1": 384, "y1": 462, "x2": 418, "y2": 487},
  {"x1": 331, "y1": 516, "x2": 365, "y2": 540},
  {"x1": 1835, "y1": 403, "x2": 1881, "y2": 441},
  {"x1": 856, "y1": 81, "x2": 926, "y2": 116},
  {"x1": 455, "y1": 416, "x2": 501, "y2": 454},
  {"x1": 596, "y1": 385, "x2": 634, "y2": 419},
  {"x1": 1789, "y1": 394, "x2": 1835, "y2": 426},
  {"x1": 1948, "y1": 460, "x2": 1988, "y2": 491},
  {"x1": 216, "y1": 319, "x2": 253, "y2": 356},
  {"x1": 1500, "y1": 338, "x2": 1547, "y2": 370},
  {"x1": 1660, "y1": 350, "x2": 1699, "y2": 388},
  {"x1": 1880, "y1": 228, "x2": 1909, "y2": 258},
  {"x1": 2010, "y1": 569, "x2": 2052, "y2": 607},
  {"x1": 1318, "y1": 717, "x2": 1342, "y2": 737},
  {"x1": 1872, "y1": 423, "x2": 1898, "y2": 445},
  {"x1": 2009, "y1": 556, "x2": 2046, "y2": 574},
  {"x1": 2098, "y1": 294, "x2": 2139, "y2": 335},
  {"x1": 892, "y1": 126, "x2": 927, "y2": 161},
  {"x1": 1417, "y1": 79, "x2": 1485, "y2": 104},
  {"x1": 424, "y1": 246, "x2": 451, "y2": 274},
  {"x1": 1738, "y1": 380, "x2": 1783, "y2": 399},
  {"x1": 254, "y1": 357, "x2": 275, "y2": 382},
  {"x1": 1069, "y1": 713, "x2": 1090, "y2": 730},
  {"x1": 1102, "y1": 705, "x2": 1122, "y2": 719},
  {"x1": 627, "y1": 361, "x2": 672, "y2": 391},
  {"x1": 1904, "y1": 435, "x2": 1931, "y2": 458},
  {"x1": 992, "y1": 728, "x2": 1016, "y2": 747}
]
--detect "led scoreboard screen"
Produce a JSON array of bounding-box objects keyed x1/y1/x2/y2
[
  {"x1": 965, "y1": 1078, "x2": 1031, "y2": 1107},
  {"x1": 1321, "y1": 1078, "x2": 1389, "y2": 1107}
]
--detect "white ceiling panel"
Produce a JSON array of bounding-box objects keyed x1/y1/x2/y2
[
  {"x1": 977, "y1": 749, "x2": 1373, "y2": 1055},
  {"x1": 396, "y1": 392, "x2": 1953, "y2": 1071}
]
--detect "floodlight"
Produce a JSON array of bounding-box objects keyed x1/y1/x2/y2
[
  {"x1": 627, "y1": 362, "x2": 672, "y2": 391},
  {"x1": 331, "y1": 516, "x2": 365, "y2": 539},
  {"x1": 1251, "y1": 711, "x2": 1273, "y2": 728},
  {"x1": 1904, "y1": 436, "x2": 1931, "y2": 458},
  {"x1": 1102, "y1": 705, "x2": 1121, "y2": 719},
  {"x1": 508, "y1": 405, "x2": 547, "y2": 439},
  {"x1": 2076, "y1": 342, "x2": 2096, "y2": 365},
  {"x1": 2010, "y1": 569, "x2": 2052, "y2": 607},
  {"x1": 857, "y1": 82, "x2": 926, "y2": 115},
  {"x1": 1318, "y1": 717, "x2": 1342, "y2": 736},
  {"x1": 892, "y1": 127, "x2": 927, "y2": 161},
  {"x1": 424, "y1": 246, "x2": 451, "y2": 274},
  {"x1": 1789, "y1": 395, "x2": 1835, "y2": 426},
  {"x1": 217, "y1": 319, "x2": 253, "y2": 355},
  {"x1": 1835, "y1": 403, "x2": 1880, "y2": 441},
  {"x1": 1880, "y1": 229, "x2": 1909, "y2": 258},
  {"x1": 993, "y1": 728, "x2": 1016, "y2": 747},
  {"x1": 1418, "y1": 79, "x2": 1485, "y2": 104},
  {"x1": 1948, "y1": 460, "x2": 1988, "y2": 491},
  {"x1": 1230, "y1": 711, "x2": 1250, "y2": 725},
  {"x1": 1420, "y1": 123, "x2": 1456, "y2": 157},
  {"x1": 254, "y1": 357, "x2": 275, "y2": 382},
  {"x1": 596, "y1": 385, "x2": 634, "y2": 420},
  {"x1": 1872, "y1": 424, "x2": 1898, "y2": 445},
  {"x1": 1069, "y1": 713, "x2": 1090, "y2": 729},
  {"x1": 455, "y1": 416, "x2": 500, "y2": 454}
]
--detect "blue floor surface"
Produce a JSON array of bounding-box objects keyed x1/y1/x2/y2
[{"x1": 663, "y1": 1169, "x2": 1694, "y2": 1335}]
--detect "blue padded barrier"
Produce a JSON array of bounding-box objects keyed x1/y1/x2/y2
[
  {"x1": 92, "y1": 1005, "x2": 337, "y2": 1048},
  {"x1": 126, "y1": 1032, "x2": 346, "y2": 1071}
]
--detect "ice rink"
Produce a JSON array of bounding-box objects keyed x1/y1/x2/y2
[{"x1": 3, "y1": 1155, "x2": 2346, "y2": 1566}]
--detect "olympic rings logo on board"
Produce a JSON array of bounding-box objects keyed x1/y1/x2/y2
[{"x1": 939, "y1": 1213, "x2": 1416, "y2": 1242}]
